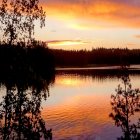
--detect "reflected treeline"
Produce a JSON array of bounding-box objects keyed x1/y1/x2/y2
[
  {"x1": 110, "y1": 68, "x2": 140, "y2": 140},
  {"x1": 56, "y1": 68, "x2": 140, "y2": 82},
  {"x1": 0, "y1": 42, "x2": 55, "y2": 140}
]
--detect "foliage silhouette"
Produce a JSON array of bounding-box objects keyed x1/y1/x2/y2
[
  {"x1": 0, "y1": 0, "x2": 45, "y2": 45},
  {"x1": 0, "y1": 0, "x2": 54, "y2": 139},
  {"x1": 0, "y1": 41, "x2": 55, "y2": 140},
  {"x1": 0, "y1": 86, "x2": 52, "y2": 140},
  {"x1": 110, "y1": 67, "x2": 140, "y2": 140}
]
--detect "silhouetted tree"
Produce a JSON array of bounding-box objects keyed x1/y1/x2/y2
[
  {"x1": 110, "y1": 68, "x2": 140, "y2": 140},
  {"x1": 0, "y1": 1, "x2": 54, "y2": 139},
  {"x1": 0, "y1": 0, "x2": 45, "y2": 45}
]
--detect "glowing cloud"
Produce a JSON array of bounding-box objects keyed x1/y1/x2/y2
[
  {"x1": 46, "y1": 40, "x2": 88, "y2": 46},
  {"x1": 43, "y1": 0, "x2": 140, "y2": 28},
  {"x1": 134, "y1": 35, "x2": 140, "y2": 38}
]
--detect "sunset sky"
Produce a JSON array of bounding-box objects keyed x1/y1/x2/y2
[
  {"x1": 39, "y1": 0, "x2": 140, "y2": 50},
  {"x1": 2, "y1": 0, "x2": 140, "y2": 50}
]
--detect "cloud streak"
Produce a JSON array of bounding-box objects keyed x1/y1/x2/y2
[
  {"x1": 134, "y1": 35, "x2": 140, "y2": 38},
  {"x1": 46, "y1": 40, "x2": 89, "y2": 46}
]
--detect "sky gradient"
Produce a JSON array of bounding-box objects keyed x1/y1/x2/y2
[
  {"x1": 2, "y1": 0, "x2": 140, "y2": 50},
  {"x1": 41, "y1": 0, "x2": 140, "y2": 50}
]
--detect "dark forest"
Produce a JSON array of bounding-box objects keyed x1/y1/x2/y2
[{"x1": 51, "y1": 48, "x2": 140, "y2": 67}]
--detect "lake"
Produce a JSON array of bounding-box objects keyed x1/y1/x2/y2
[
  {"x1": 0, "y1": 67, "x2": 140, "y2": 140},
  {"x1": 41, "y1": 68, "x2": 140, "y2": 140}
]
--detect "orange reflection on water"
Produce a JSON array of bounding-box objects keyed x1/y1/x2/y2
[
  {"x1": 55, "y1": 75, "x2": 86, "y2": 87},
  {"x1": 42, "y1": 94, "x2": 112, "y2": 138},
  {"x1": 42, "y1": 74, "x2": 140, "y2": 139}
]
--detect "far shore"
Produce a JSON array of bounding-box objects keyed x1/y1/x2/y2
[{"x1": 56, "y1": 64, "x2": 140, "y2": 71}]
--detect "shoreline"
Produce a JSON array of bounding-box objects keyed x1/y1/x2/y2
[{"x1": 56, "y1": 64, "x2": 140, "y2": 71}]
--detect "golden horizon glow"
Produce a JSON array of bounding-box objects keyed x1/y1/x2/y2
[{"x1": 55, "y1": 76, "x2": 84, "y2": 86}]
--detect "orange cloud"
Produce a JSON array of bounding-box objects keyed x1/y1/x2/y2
[
  {"x1": 46, "y1": 40, "x2": 89, "y2": 46},
  {"x1": 43, "y1": 0, "x2": 140, "y2": 28},
  {"x1": 134, "y1": 35, "x2": 140, "y2": 38}
]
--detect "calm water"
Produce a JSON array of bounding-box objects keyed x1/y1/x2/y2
[
  {"x1": 41, "y1": 69, "x2": 140, "y2": 140},
  {"x1": 0, "y1": 67, "x2": 140, "y2": 139}
]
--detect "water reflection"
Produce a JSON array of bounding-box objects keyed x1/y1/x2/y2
[
  {"x1": 56, "y1": 69, "x2": 140, "y2": 83},
  {"x1": 110, "y1": 69, "x2": 140, "y2": 140},
  {"x1": 2, "y1": 67, "x2": 140, "y2": 139},
  {"x1": 0, "y1": 67, "x2": 54, "y2": 140},
  {"x1": 44, "y1": 69, "x2": 140, "y2": 139}
]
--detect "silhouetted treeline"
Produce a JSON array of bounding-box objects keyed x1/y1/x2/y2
[
  {"x1": 51, "y1": 48, "x2": 140, "y2": 67},
  {"x1": 0, "y1": 42, "x2": 55, "y2": 87}
]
